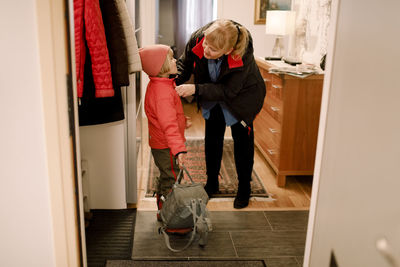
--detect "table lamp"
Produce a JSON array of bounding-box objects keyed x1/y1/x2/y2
[{"x1": 265, "y1": 10, "x2": 295, "y2": 59}]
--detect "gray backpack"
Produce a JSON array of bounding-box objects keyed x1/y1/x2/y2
[{"x1": 159, "y1": 166, "x2": 212, "y2": 252}]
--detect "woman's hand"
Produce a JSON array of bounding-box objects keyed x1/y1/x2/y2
[{"x1": 175, "y1": 84, "x2": 195, "y2": 97}]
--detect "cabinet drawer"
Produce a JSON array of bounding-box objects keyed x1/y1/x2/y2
[
  {"x1": 260, "y1": 68, "x2": 272, "y2": 81},
  {"x1": 264, "y1": 95, "x2": 282, "y2": 123},
  {"x1": 262, "y1": 71, "x2": 283, "y2": 101},
  {"x1": 270, "y1": 75, "x2": 283, "y2": 100},
  {"x1": 254, "y1": 127, "x2": 280, "y2": 166},
  {"x1": 255, "y1": 108, "x2": 281, "y2": 145},
  {"x1": 254, "y1": 110, "x2": 281, "y2": 166}
]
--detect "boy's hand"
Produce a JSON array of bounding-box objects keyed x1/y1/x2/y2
[
  {"x1": 175, "y1": 84, "x2": 195, "y2": 97},
  {"x1": 177, "y1": 153, "x2": 186, "y2": 169},
  {"x1": 185, "y1": 116, "x2": 192, "y2": 129}
]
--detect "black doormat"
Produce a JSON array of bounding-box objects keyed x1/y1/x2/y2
[
  {"x1": 85, "y1": 209, "x2": 136, "y2": 267},
  {"x1": 106, "y1": 259, "x2": 266, "y2": 267}
]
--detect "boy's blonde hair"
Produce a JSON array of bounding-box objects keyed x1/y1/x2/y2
[
  {"x1": 204, "y1": 19, "x2": 249, "y2": 59},
  {"x1": 158, "y1": 49, "x2": 174, "y2": 77}
]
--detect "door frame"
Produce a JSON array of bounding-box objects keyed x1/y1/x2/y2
[
  {"x1": 36, "y1": 0, "x2": 86, "y2": 266},
  {"x1": 303, "y1": 0, "x2": 339, "y2": 266}
]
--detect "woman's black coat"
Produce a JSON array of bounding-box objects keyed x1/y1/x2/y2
[{"x1": 175, "y1": 21, "x2": 266, "y2": 126}]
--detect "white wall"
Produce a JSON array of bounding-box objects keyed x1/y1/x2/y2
[
  {"x1": 0, "y1": 2, "x2": 56, "y2": 266},
  {"x1": 217, "y1": 0, "x2": 276, "y2": 58},
  {"x1": 306, "y1": 0, "x2": 400, "y2": 266},
  {"x1": 155, "y1": 0, "x2": 277, "y2": 57}
]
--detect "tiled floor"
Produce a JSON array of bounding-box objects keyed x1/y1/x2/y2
[{"x1": 132, "y1": 211, "x2": 308, "y2": 267}]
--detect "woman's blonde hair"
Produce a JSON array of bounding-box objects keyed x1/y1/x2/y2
[
  {"x1": 203, "y1": 19, "x2": 249, "y2": 59},
  {"x1": 158, "y1": 49, "x2": 174, "y2": 76}
]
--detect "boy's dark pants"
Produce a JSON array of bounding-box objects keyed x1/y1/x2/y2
[
  {"x1": 151, "y1": 148, "x2": 180, "y2": 197},
  {"x1": 204, "y1": 104, "x2": 254, "y2": 197}
]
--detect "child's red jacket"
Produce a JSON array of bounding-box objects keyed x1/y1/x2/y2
[
  {"x1": 144, "y1": 77, "x2": 186, "y2": 156},
  {"x1": 74, "y1": 0, "x2": 114, "y2": 98}
]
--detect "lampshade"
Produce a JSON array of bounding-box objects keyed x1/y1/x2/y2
[{"x1": 265, "y1": 10, "x2": 295, "y2": 36}]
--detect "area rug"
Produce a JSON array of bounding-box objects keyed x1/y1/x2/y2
[{"x1": 146, "y1": 139, "x2": 269, "y2": 198}]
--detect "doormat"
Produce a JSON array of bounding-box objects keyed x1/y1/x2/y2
[
  {"x1": 106, "y1": 259, "x2": 266, "y2": 267},
  {"x1": 85, "y1": 209, "x2": 136, "y2": 267},
  {"x1": 146, "y1": 139, "x2": 269, "y2": 198}
]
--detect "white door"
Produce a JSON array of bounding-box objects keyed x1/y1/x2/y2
[{"x1": 304, "y1": 0, "x2": 400, "y2": 266}]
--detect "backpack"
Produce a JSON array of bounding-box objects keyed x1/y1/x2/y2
[{"x1": 158, "y1": 166, "x2": 212, "y2": 252}]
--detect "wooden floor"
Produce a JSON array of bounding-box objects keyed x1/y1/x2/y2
[{"x1": 136, "y1": 100, "x2": 312, "y2": 211}]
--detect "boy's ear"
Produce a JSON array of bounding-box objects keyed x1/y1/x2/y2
[{"x1": 224, "y1": 47, "x2": 234, "y2": 55}]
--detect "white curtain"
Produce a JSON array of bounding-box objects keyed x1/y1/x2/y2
[{"x1": 173, "y1": 0, "x2": 215, "y2": 57}]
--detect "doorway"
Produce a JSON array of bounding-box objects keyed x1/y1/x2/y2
[{"x1": 70, "y1": 0, "x2": 330, "y2": 265}]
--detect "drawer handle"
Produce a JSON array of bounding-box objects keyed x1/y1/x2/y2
[
  {"x1": 272, "y1": 84, "x2": 282, "y2": 89},
  {"x1": 267, "y1": 149, "x2": 276, "y2": 155},
  {"x1": 269, "y1": 128, "x2": 278, "y2": 133},
  {"x1": 263, "y1": 78, "x2": 271, "y2": 82},
  {"x1": 270, "y1": 106, "x2": 280, "y2": 112}
]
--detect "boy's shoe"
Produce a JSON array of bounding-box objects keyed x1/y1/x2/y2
[
  {"x1": 156, "y1": 194, "x2": 164, "y2": 222},
  {"x1": 157, "y1": 210, "x2": 162, "y2": 222}
]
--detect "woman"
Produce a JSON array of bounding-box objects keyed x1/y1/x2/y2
[{"x1": 175, "y1": 19, "x2": 266, "y2": 209}]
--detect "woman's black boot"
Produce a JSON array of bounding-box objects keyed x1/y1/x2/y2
[
  {"x1": 234, "y1": 183, "x2": 251, "y2": 209},
  {"x1": 204, "y1": 179, "x2": 219, "y2": 198}
]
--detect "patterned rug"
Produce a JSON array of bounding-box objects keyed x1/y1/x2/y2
[{"x1": 146, "y1": 139, "x2": 269, "y2": 198}]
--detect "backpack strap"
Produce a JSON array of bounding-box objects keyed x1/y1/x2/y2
[
  {"x1": 176, "y1": 165, "x2": 195, "y2": 185},
  {"x1": 195, "y1": 199, "x2": 209, "y2": 247},
  {"x1": 159, "y1": 199, "x2": 198, "y2": 252}
]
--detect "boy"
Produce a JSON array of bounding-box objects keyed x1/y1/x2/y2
[{"x1": 139, "y1": 45, "x2": 191, "y2": 220}]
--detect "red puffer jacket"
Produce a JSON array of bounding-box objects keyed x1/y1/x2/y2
[
  {"x1": 74, "y1": 0, "x2": 114, "y2": 98},
  {"x1": 144, "y1": 77, "x2": 187, "y2": 156}
]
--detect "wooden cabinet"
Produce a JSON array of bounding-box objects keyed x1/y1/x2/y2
[{"x1": 254, "y1": 58, "x2": 324, "y2": 186}]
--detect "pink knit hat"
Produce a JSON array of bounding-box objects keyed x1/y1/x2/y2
[{"x1": 139, "y1": 44, "x2": 170, "y2": 77}]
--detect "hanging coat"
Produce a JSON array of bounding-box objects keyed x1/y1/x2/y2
[
  {"x1": 78, "y1": 45, "x2": 124, "y2": 126},
  {"x1": 99, "y1": 0, "x2": 130, "y2": 87},
  {"x1": 74, "y1": 0, "x2": 114, "y2": 98},
  {"x1": 115, "y1": 0, "x2": 142, "y2": 73}
]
